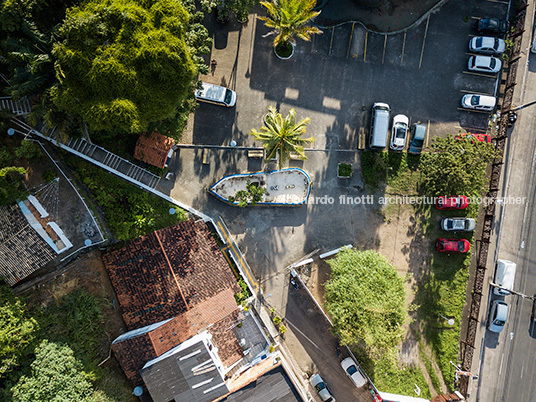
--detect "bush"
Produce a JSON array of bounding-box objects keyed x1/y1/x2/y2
[
  {"x1": 0, "y1": 148, "x2": 13, "y2": 168},
  {"x1": 42, "y1": 169, "x2": 57, "y2": 183},
  {"x1": 15, "y1": 140, "x2": 42, "y2": 161}
]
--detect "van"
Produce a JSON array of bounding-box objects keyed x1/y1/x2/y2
[
  {"x1": 195, "y1": 83, "x2": 237, "y2": 107},
  {"x1": 369, "y1": 102, "x2": 390, "y2": 150},
  {"x1": 493, "y1": 259, "x2": 517, "y2": 296}
]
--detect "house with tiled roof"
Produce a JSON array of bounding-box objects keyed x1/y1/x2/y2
[
  {"x1": 104, "y1": 220, "x2": 272, "y2": 401},
  {"x1": 134, "y1": 131, "x2": 175, "y2": 169}
]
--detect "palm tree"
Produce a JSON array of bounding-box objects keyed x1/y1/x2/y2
[
  {"x1": 258, "y1": 0, "x2": 321, "y2": 55},
  {"x1": 250, "y1": 106, "x2": 315, "y2": 169}
]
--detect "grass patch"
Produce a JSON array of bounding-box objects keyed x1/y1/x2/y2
[
  {"x1": 64, "y1": 155, "x2": 188, "y2": 240},
  {"x1": 338, "y1": 163, "x2": 352, "y2": 177},
  {"x1": 361, "y1": 151, "x2": 420, "y2": 194},
  {"x1": 419, "y1": 341, "x2": 442, "y2": 394},
  {"x1": 354, "y1": 348, "x2": 431, "y2": 399}
]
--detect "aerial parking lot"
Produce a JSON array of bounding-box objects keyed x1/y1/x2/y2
[{"x1": 191, "y1": 0, "x2": 510, "y2": 149}]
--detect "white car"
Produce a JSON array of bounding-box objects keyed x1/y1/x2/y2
[
  {"x1": 461, "y1": 94, "x2": 496, "y2": 111},
  {"x1": 441, "y1": 217, "x2": 476, "y2": 232},
  {"x1": 195, "y1": 82, "x2": 237, "y2": 107},
  {"x1": 340, "y1": 357, "x2": 367, "y2": 388},
  {"x1": 488, "y1": 300, "x2": 508, "y2": 333},
  {"x1": 389, "y1": 114, "x2": 409, "y2": 151},
  {"x1": 469, "y1": 36, "x2": 506, "y2": 55},
  {"x1": 468, "y1": 55, "x2": 502, "y2": 74},
  {"x1": 309, "y1": 374, "x2": 335, "y2": 402}
]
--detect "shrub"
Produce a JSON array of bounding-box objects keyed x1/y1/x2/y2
[{"x1": 15, "y1": 140, "x2": 42, "y2": 161}]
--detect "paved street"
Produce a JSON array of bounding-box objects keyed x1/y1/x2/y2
[{"x1": 471, "y1": 2, "x2": 536, "y2": 399}]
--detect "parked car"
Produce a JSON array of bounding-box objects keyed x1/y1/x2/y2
[
  {"x1": 461, "y1": 94, "x2": 496, "y2": 111},
  {"x1": 441, "y1": 217, "x2": 476, "y2": 232},
  {"x1": 469, "y1": 36, "x2": 506, "y2": 55},
  {"x1": 531, "y1": 295, "x2": 536, "y2": 324},
  {"x1": 488, "y1": 300, "x2": 508, "y2": 333},
  {"x1": 407, "y1": 123, "x2": 427, "y2": 155},
  {"x1": 195, "y1": 82, "x2": 237, "y2": 107},
  {"x1": 436, "y1": 196, "x2": 469, "y2": 210},
  {"x1": 436, "y1": 238, "x2": 471, "y2": 253},
  {"x1": 456, "y1": 132, "x2": 491, "y2": 143},
  {"x1": 477, "y1": 18, "x2": 509, "y2": 34},
  {"x1": 468, "y1": 55, "x2": 502, "y2": 74},
  {"x1": 341, "y1": 357, "x2": 367, "y2": 388},
  {"x1": 309, "y1": 374, "x2": 335, "y2": 402},
  {"x1": 389, "y1": 114, "x2": 409, "y2": 151},
  {"x1": 493, "y1": 259, "x2": 517, "y2": 296}
]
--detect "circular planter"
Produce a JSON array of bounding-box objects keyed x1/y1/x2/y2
[{"x1": 274, "y1": 42, "x2": 295, "y2": 60}]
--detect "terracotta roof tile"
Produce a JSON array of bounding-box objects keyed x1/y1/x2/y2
[{"x1": 134, "y1": 132, "x2": 174, "y2": 168}]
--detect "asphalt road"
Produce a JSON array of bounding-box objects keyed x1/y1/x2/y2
[{"x1": 474, "y1": 15, "x2": 536, "y2": 400}]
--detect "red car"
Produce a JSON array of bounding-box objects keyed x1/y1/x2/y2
[
  {"x1": 456, "y1": 132, "x2": 491, "y2": 143},
  {"x1": 436, "y1": 196, "x2": 469, "y2": 210},
  {"x1": 436, "y1": 238, "x2": 471, "y2": 253}
]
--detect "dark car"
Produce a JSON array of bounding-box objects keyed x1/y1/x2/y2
[
  {"x1": 407, "y1": 123, "x2": 427, "y2": 155},
  {"x1": 477, "y1": 18, "x2": 509, "y2": 34},
  {"x1": 436, "y1": 238, "x2": 471, "y2": 253}
]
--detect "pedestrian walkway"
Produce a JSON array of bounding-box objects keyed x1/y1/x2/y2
[{"x1": 0, "y1": 96, "x2": 31, "y2": 115}]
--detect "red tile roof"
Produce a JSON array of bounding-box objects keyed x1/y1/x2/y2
[
  {"x1": 134, "y1": 131, "x2": 175, "y2": 168},
  {"x1": 102, "y1": 220, "x2": 240, "y2": 330}
]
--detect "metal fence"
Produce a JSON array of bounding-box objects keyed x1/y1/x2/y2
[{"x1": 457, "y1": 1, "x2": 528, "y2": 395}]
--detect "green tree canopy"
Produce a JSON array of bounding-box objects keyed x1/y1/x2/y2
[
  {"x1": 259, "y1": 0, "x2": 321, "y2": 47},
  {"x1": 250, "y1": 106, "x2": 315, "y2": 169},
  {"x1": 325, "y1": 249, "x2": 406, "y2": 360},
  {"x1": 0, "y1": 285, "x2": 38, "y2": 380},
  {"x1": 50, "y1": 0, "x2": 200, "y2": 136},
  {"x1": 419, "y1": 135, "x2": 500, "y2": 197},
  {"x1": 11, "y1": 340, "x2": 96, "y2": 402},
  {"x1": 0, "y1": 166, "x2": 28, "y2": 205}
]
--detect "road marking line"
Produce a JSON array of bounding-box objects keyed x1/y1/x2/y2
[
  {"x1": 382, "y1": 34, "x2": 387, "y2": 64},
  {"x1": 459, "y1": 89, "x2": 494, "y2": 95},
  {"x1": 364, "y1": 31, "x2": 368, "y2": 61},
  {"x1": 419, "y1": 15, "x2": 430, "y2": 69},
  {"x1": 347, "y1": 23, "x2": 355, "y2": 59},
  {"x1": 486, "y1": 0, "x2": 508, "y2": 4},
  {"x1": 401, "y1": 32, "x2": 406, "y2": 64},
  {"x1": 426, "y1": 120, "x2": 430, "y2": 147},
  {"x1": 499, "y1": 353, "x2": 505, "y2": 375},
  {"x1": 217, "y1": 220, "x2": 259, "y2": 291},
  {"x1": 463, "y1": 71, "x2": 499, "y2": 78},
  {"x1": 329, "y1": 27, "x2": 334, "y2": 56},
  {"x1": 457, "y1": 107, "x2": 492, "y2": 114}
]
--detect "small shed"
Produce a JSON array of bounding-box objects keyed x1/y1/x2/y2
[{"x1": 134, "y1": 132, "x2": 175, "y2": 169}]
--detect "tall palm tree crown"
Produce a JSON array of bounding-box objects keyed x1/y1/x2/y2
[
  {"x1": 258, "y1": 0, "x2": 322, "y2": 47},
  {"x1": 250, "y1": 106, "x2": 315, "y2": 169}
]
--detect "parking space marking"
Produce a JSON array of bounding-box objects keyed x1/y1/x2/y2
[
  {"x1": 419, "y1": 15, "x2": 430, "y2": 69},
  {"x1": 329, "y1": 27, "x2": 334, "y2": 56},
  {"x1": 426, "y1": 120, "x2": 430, "y2": 147},
  {"x1": 401, "y1": 32, "x2": 406, "y2": 65},
  {"x1": 460, "y1": 89, "x2": 494, "y2": 95},
  {"x1": 364, "y1": 31, "x2": 368, "y2": 61},
  {"x1": 382, "y1": 34, "x2": 387, "y2": 64},
  {"x1": 462, "y1": 71, "x2": 499, "y2": 78},
  {"x1": 457, "y1": 108, "x2": 492, "y2": 114},
  {"x1": 347, "y1": 23, "x2": 355, "y2": 59}
]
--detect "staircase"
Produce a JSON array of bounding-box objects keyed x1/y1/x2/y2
[
  {"x1": 0, "y1": 97, "x2": 31, "y2": 115},
  {"x1": 12, "y1": 118, "x2": 161, "y2": 189}
]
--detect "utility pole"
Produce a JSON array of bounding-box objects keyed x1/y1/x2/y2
[{"x1": 489, "y1": 282, "x2": 536, "y2": 299}]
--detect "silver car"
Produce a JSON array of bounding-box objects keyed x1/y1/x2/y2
[
  {"x1": 469, "y1": 36, "x2": 506, "y2": 55},
  {"x1": 488, "y1": 300, "x2": 508, "y2": 333},
  {"x1": 389, "y1": 114, "x2": 409, "y2": 151},
  {"x1": 468, "y1": 55, "x2": 502, "y2": 74},
  {"x1": 441, "y1": 217, "x2": 476, "y2": 232},
  {"x1": 309, "y1": 374, "x2": 335, "y2": 402}
]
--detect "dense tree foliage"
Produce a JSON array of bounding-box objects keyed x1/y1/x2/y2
[
  {"x1": 419, "y1": 135, "x2": 500, "y2": 197},
  {"x1": 325, "y1": 249, "x2": 406, "y2": 360},
  {"x1": 0, "y1": 285, "x2": 38, "y2": 381},
  {"x1": 0, "y1": 166, "x2": 28, "y2": 205},
  {"x1": 50, "y1": 0, "x2": 201, "y2": 136},
  {"x1": 11, "y1": 340, "x2": 95, "y2": 402}
]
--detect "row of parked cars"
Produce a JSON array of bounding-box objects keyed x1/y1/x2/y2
[
  {"x1": 309, "y1": 357, "x2": 367, "y2": 402},
  {"x1": 434, "y1": 196, "x2": 474, "y2": 254},
  {"x1": 461, "y1": 18, "x2": 509, "y2": 112},
  {"x1": 369, "y1": 102, "x2": 427, "y2": 152}
]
